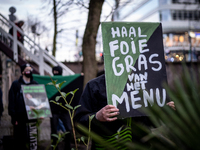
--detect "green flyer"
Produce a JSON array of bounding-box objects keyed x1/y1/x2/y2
[{"x1": 22, "y1": 84, "x2": 52, "y2": 119}]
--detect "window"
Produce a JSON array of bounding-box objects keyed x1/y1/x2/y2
[
  {"x1": 171, "y1": 10, "x2": 200, "y2": 20},
  {"x1": 172, "y1": 10, "x2": 177, "y2": 20},
  {"x1": 183, "y1": 11, "x2": 188, "y2": 20},
  {"x1": 172, "y1": 0, "x2": 197, "y2": 4},
  {"x1": 178, "y1": 10, "x2": 182, "y2": 20},
  {"x1": 172, "y1": 0, "x2": 178, "y2": 3},
  {"x1": 195, "y1": 0, "x2": 200, "y2": 4},
  {"x1": 188, "y1": 11, "x2": 193, "y2": 20},
  {"x1": 194, "y1": 11, "x2": 199, "y2": 20}
]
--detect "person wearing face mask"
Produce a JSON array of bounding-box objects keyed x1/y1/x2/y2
[
  {"x1": 8, "y1": 63, "x2": 38, "y2": 150},
  {"x1": 50, "y1": 66, "x2": 72, "y2": 150},
  {"x1": 52, "y1": 66, "x2": 63, "y2": 76}
]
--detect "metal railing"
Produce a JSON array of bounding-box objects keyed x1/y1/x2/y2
[{"x1": 0, "y1": 13, "x2": 74, "y2": 75}]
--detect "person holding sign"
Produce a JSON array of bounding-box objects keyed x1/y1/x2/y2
[
  {"x1": 50, "y1": 66, "x2": 72, "y2": 150},
  {"x1": 8, "y1": 63, "x2": 38, "y2": 150},
  {"x1": 74, "y1": 74, "x2": 175, "y2": 149},
  {"x1": 75, "y1": 22, "x2": 176, "y2": 149}
]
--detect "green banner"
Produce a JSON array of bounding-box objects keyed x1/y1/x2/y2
[{"x1": 33, "y1": 74, "x2": 81, "y2": 99}]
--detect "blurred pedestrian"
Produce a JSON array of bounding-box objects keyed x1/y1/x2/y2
[
  {"x1": 9, "y1": 20, "x2": 24, "y2": 55},
  {"x1": 9, "y1": 20, "x2": 24, "y2": 43},
  {"x1": 57, "y1": 119, "x2": 66, "y2": 133},
  {"x1": 8, "y1": 63, "x2": 38, "y2": 150},
  {"x1": 50, "y1": 66, "x2": 72, "y2": 150}
]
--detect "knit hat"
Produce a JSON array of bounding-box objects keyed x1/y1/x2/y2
[
  {"x1": 20, "y1": 63, "x2": 32, "y2": 73},
  {"x1": 52, "y1": 66, "x2": 63, "y2": 75}
]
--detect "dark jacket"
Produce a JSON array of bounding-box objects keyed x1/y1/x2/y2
[
  {"x1": 8, "y1": 76, "x2": 38, "y2": 124},
  {"x1": 9, "y1": 24, "x2": 24, "y2": 44},
  {"x1": 74, "y1": 74, "x2": 154, "y2": 149}
]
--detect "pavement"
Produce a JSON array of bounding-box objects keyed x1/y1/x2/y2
[
  {"x1": 0, "y1": 113, "x2": 87, "y2": 150},
  {"x1": 0, "y1": 113, "x2": 51, "y2": 150}
]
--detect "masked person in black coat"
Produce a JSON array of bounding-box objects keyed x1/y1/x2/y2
[
  {"x1": 50, "y1": 66, "x2": 72, "y2": 150},
  {"x1": 8, "y1": 63, "x2": 38, "y2": 150},
  {"x1": 74, "y1": 74, "x2": 175, "y2": 150}
]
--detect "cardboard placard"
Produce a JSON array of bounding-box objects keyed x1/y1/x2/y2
[
  {"x1": 102, "y1": 22, "x2": 168, "y2": 119},
  {"x1": 22, "y1": 84, "x2": 52, "y2": 119}
]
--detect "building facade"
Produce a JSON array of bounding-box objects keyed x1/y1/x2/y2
[{"x1": 113, "y1": 0, "x2": 200, "y2": 62}]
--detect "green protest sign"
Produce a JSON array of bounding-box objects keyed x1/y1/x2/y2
[
  {"x1": 101, "y1": 22, "x2": 168, "y2": 118},
  {"x1": 22, "y1": 84, "x2": 52, "y2": 119}
]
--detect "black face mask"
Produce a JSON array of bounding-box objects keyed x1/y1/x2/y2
[
  {"x1": 53, "y1": 73, "x2": 60, "y2": 76},
  {"x1": 24, "y1": 71, "x2": 32, "y2": 78}
]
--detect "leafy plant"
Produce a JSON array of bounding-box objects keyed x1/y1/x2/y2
[
  {"x1": 76, "y1": 117, "x2": 134, "y2": 150},
  {"x1": 127, "y1": 64, "x2": 200, "y2": 150},
  {"x1": 47, "y1": 77, "x2": 94, "y2": 150},
  {"x1": 86, "y1": 115, "x2": 95, "y2": 150},
  {"x1": 75, "y1": 115, "x2": 95, "y2": 150},
  {"x1": 51, "y1": 132, "x2": 69, "y2": 150},
  {"x1": 47, "y1": 77, "x2": 79, "y2": 149}
]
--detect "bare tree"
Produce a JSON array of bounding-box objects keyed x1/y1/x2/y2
[
  {"x1": 25, "y1": 15, "x2": 49, "y2": 44},
  {"x1": 42, "y1": 0, "x2": 74, "y2": 56},
  {"x1": 52, "y1": 0, "x2": 58, "y2": 56},
  {"x1": 112, "y1": 0, "x2": 120, "y2": 20},
  {"x1": 41, "y1": 0, "x2": 116, "y2": 87},
  {"x1": 82, "y1": 0, "x2": 104, "y2": 87}
]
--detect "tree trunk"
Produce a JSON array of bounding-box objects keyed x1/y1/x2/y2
[
  {"x1": 82, "y1": 0, "x2": 104, "y2": 87},
  {"x1": 52, "y1": 0, "x2": 57, "y2": 57}
]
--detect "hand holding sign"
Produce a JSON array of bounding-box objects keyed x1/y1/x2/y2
[
  {"x1": 167, "y1": 101, "x2": 175, "y2": 110},
  {"x1": 96, "y1": 105, "x2": 120, "y2": 122}
]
